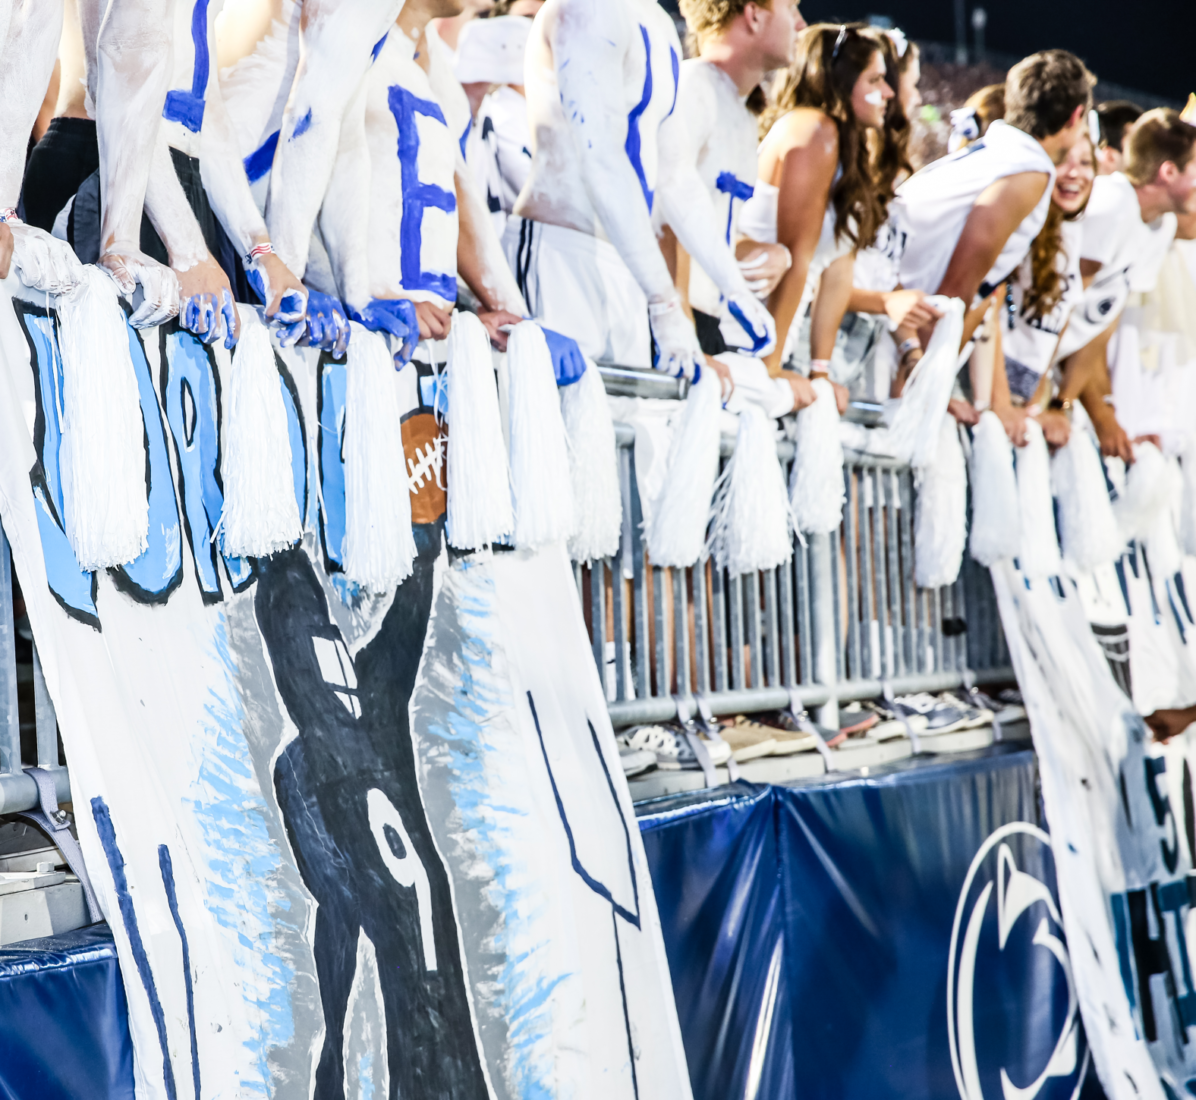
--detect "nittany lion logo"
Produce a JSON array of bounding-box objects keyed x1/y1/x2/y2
[{"x1": 948, "y1": 823, "x2": 1090, "y2": 1100}]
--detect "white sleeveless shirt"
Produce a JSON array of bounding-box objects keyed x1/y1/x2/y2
[
  {"x1": 1003, "y1": 218, "x2": 1083, "y2": 400},
  {"x1": 891, "y1": 121, "x2": 1056, "y2": 299}
]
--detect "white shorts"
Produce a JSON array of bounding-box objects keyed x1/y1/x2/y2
[{"x1": 504, "y1": 217, "x2": 651, "y2": 369}]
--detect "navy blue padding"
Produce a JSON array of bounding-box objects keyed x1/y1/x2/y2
[
  {"x1": 640, "y1": 746, "x2": 1093, "y2": 1100},
  {"x1": 0, "y1": 923, "x2": 134, "y2": 1100},
  {"x1": 640, "y1": 783, "x2": 794, "y2": 1098}
]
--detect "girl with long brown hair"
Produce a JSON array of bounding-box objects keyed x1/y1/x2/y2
[{"x1": 738, "y1": 23, "x2": 893, "y2": 382}]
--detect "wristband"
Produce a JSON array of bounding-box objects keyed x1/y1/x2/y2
[
  {"x1": 1027, "y1": 403, "x2": 1042, "y2": 417},
  {"x1": 1102, "y1": 394, "x2": 1115, "y2": 406},
  {"x1": 245, "y1": 241, "x2": 275, "y2": 264},
  {"x1": 897, "y1": 337, "x2": 920, "y2": 360},
  {"x1": 0, "y1": 208, "x2": 18, "y2": 224},
  {"x1": 648, "y1": 296, "x2": 681, "y2": 318},
  {"x1": 809, "y1": 359, "x2": 830, "y2": 379}
]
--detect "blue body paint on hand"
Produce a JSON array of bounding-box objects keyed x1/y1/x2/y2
[
  {"x1": 350, "y1": 298, "x2": 419, "y2": 367},
  {"x1": 540, "y1": 326, "x2": 587, "y2": 386},
  {"x1": 304, "y1": 289, "x2": 351, "y2": 358}
]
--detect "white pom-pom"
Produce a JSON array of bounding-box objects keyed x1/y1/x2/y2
[
  {"x1": 446, "y1": 311, "x2": 512, "y2": 550},
  {"x1": 886, "y1": 296, "x2": 966, "y2": 469},
  {"x1": 914, "y1": 414, "x2": 966, "y2": 588},
  {"x1": 1014, "y1": 418, "x2": 1062, "y2": 580},
  {"x1": 1143, "y1": 456, "x2": 1184, "y2": 581},
  {"x1": 789, "y1": 378, "x2": 845, "y2": 534},
  {"x1": 218, "y1": 306, "x2": 302, "y2": 558},
  {"x1": 1180, "y1": 443, "x2": 1196, "y2": 556},
  {"x1": 646, "y1": 369, "x2": 720, "y2": 568},
  {"x1": 709, "y1": 404, "x2": 794, "y2": 574},
  {"x1": 1051, "y1": 430, "x2": 1122, "y2": 569},
  {"x1": 342, "y1": 324, "x2": 415, "y2": 592},
  {"x1": 968, "y1": 410, "x2": 1020, "y2": 566},
  {"x1": 560, "y1": 360, "x2": 622, "y2": 563},
  {"x1": 507, "y1": 321, "x2": 574, "y2": 550},
  {"x1": 1114, "y1": 441, "x2": 1170, "y2": 545},
  {"x1": 57, "y1": 265, "x2": 148, "y2": 569}
]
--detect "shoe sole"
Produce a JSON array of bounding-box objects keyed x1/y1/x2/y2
[{"x1": 729, "y1": 739, "x2": 778, "y2": 762}]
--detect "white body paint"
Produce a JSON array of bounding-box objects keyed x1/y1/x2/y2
[
  {"x1": 673, "y1": 59, "x2": 758, "y2": 331},
  {"x1": 0, "y1": 0, "x2": 85, "y2": 292},
  {"x1": 515, "y1": 0, "x2": 769, "y2": 372},
  {"x1": 326, "y1": 19, "x2": 524, "y2": 319},
  {"x1": 265, "y1": 0, "x2": 404, "y2": 277}
]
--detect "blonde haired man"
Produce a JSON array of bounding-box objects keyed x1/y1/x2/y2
[{"x1": 672, "y1": 0, "x2": 808, "y2": 412}]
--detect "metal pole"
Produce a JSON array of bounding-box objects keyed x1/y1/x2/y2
[
  {"x1": 0, "y1": 527, "x2": 20, "y2": 774},
  {"x1": 32, "y1": 643, "x2": 58, "y2": 769},
  {"x1": 809, "y1": 532, "x2": 839, "y2": 730},
  {"x1": 972, "y1": 7, "x2": 988, "y2": 66},
  {"x1": 954, "y1": 0, "x2": 968, "y2": 64}
]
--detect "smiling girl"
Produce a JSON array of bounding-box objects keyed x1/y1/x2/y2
[{"x1": 739, "y1": 23, "x2": 893, "y2": 388}]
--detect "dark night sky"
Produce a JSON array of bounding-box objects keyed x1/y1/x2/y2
[
  {"x1": 800, "y1": 0, "x2": 1195, "y2": 103},
  {"x1": 660, "y1": 1, "x2": 1195, "y2": 105}
]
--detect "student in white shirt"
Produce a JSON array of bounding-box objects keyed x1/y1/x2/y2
[
  {"x1": 890, "y1": 49, "x2": 1094, "y2": 440},
  {"x1": 1059, "y1": 109, "x2": 1196, "y2": 460},
  {"x1": 744, "y1": 22, "x2": 894, "y2": 393},
  {"x1": 669, "y1": 0, "x2": 807, "y2": 415},
  {"x1": 998, "y1": 135, "x2": 1096, "y2": 445}
]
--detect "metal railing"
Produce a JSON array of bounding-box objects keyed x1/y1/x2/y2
[
  {"x1": 582, "y1": 377, "x2": 1013, "y2": 730},
  {"x1": 0, "y1": 525, "x2": 69, "y2": 814}
]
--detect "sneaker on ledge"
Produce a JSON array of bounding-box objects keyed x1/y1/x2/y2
[
  {"x1": 719, "y1": 716, "x2": 778, "y2": 762},
  {"x1": 618, "y1": 724, "x2": 733, "y2": 771}
]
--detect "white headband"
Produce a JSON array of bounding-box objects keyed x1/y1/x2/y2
[{"x1": 885, "y1": 27, "x2": 909, "y2": 58}]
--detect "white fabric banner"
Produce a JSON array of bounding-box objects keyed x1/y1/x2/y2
[
  {"x1": 0, "y1": 270, "x2": 690, "y2": 1100},
  {"x1": 993, "y1": 556, "x2": 1196, "y2": 1100}
]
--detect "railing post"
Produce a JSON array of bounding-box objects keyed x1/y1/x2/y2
[
  {"x1": 0, "y1": 527, "x2": 20, "y2": 774},
  {"x1": 808, "y1": 531, "x2": 839, "y2": 730}
]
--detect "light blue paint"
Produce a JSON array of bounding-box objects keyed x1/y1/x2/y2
[
  {"x1": 359, "y1": 1052, "x2": 375, "y2": 1099},
  {"x1": 186, "y1": 612, "x2": 299, "y2": 1094},
  {"x1": 426, "y1": 560, "x2": 569, "y2": 1098}
]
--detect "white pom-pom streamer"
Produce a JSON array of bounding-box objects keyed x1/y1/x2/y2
[
  {"x1": 560, "y1": 360, "x2": 621, "y2": 563},
  {"x1": 445, "y1": 311, "x2": 512, "y2": 550},
  {"x1": 57, "y1": 265, "x2": 148, "y2": 569},
  {"x1": 1143, "y1": 456, "x2": 1184, "y2": 581},
  {"x1": 507, "y1": 321, "x2": 574, "y2": 549},
  {"x1": 914, "y1": 415, "x2": 966, "y2": 588},
  {"x1": 646, "y1": 369, "x2": 720, "y2": 568},
  {"x1": 709, "y1": 404, "x2": 795, "y2": 574},
  {"x1": 886, "y1": 296, "x2": 965, "y2": 469},
  {"x1": 1114, "y1": 441, "x2": 1170, "y2": 545},
  {"x1": 1180, "y1": 443, "x2": 1196, "y2": 556},
  {"x1": 218, "y1": 306, "x2": 302, "y2": 558},
  {"x1": 1051, "y1": 430, "x2": 1122, "y2": 570},
  {"x1": 1014, "y1": 418, "x2": 1062, "y2": 580},
  {"x1": 789, "y1": 378, "x2": 845, "y2": 534},
  {"x1": 342, "y1": 325, "x2": 415, "y2": 592},
  {"x1": 967, "y1": 410, "x2": 1020, "y2": 566}
]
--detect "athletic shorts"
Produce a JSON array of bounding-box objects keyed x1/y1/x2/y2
[
  {"x1": 21, "y1": 118, "x2": 100, "y2": 233},
  {"x1": 504, "y1": 216, "x2": 651, "y2": 369}
]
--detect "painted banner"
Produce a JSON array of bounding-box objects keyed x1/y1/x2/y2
[
  {"x1": 992, "y1": 556, "x2": 1196, "y2": 1100},
  {"x1": 0, "y1": 270, "x2": 690, "y2": 1100}
]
